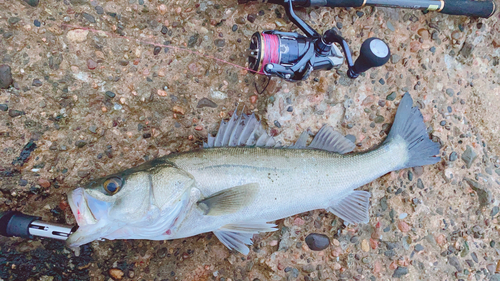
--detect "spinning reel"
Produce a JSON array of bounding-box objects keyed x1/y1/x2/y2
[{"x1": 246, "y1": 0, "x2": 390, "y2": 81}]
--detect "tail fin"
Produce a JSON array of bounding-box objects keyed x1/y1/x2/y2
[{"x1": 384, "y1": 94, "x2": 441, "y2": 168}]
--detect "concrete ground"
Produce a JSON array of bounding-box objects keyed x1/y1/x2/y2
[{"x1": 1, "y1": 0, "x2": 500, "y2": 280}]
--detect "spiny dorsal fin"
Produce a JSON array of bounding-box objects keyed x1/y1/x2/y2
[
  {"x1": 307, "y1": 125, "x2": 355, "y2": 154},
  {"x1": 204, "y1": 111, "x2": 276, "y2": 148},
  {"x1": 327, "y1": 190, "x2": 371, "y2": 225},
  {"x1": 197, "y1": 183, "x2": 259, "y2": 216}
]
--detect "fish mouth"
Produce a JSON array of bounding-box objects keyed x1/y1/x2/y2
[
  {"x1": 68, "y1": 188, "x2": 114, "y2": 226},
  {"x1": 68, "y1": 188, "x2": 97, "y2": 227},
  {"x1": 67, "y1": 188, "x2": 118, "y2": 248}
]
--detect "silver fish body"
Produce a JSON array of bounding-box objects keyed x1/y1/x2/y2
[
  {"x1": 169, "y1": 142, "x2": 405, "y2": 239},
  {"x1": 67, "y1": 94, "x2": 440, "y2": 254}
]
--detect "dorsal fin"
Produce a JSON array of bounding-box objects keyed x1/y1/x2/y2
[
  {"x1": 289, "y1": 129, "x2": 312, "y2": 149},
  {"x1": 204, "y1": 110, "x2": 276, "y2": 148},
  {"x1": 307, "y1": 125, "x2": 355, "y2": 154},
  {"x1": 203, "y1": 111, "x2": 354, "y2": 154}
]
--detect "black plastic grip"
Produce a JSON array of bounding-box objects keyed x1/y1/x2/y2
[
  {"x1": 441, "y1": 0, "x2": 496, "y2": 18},
  {"x1": 0, "y1": 211, "x2": 14, "y2": 237},
  {"x1": 324, "y1": 0, "x2": 364, "y2": 7},
  {"x1": 0, "y1": 211, "x2": 40, "y2": 239}
]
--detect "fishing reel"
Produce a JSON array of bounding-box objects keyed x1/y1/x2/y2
[{"x1": 246, "y1": 0, "x2": 391, "y2": 82}]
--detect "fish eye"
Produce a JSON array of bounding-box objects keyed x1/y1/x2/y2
[{"x1": 103, "y1": 177, "x2": 122, "y2": 195}]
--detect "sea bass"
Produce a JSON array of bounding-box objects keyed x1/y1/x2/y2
[{"x1": 67, "y1": 94, "x2": 440, "y2": 254}]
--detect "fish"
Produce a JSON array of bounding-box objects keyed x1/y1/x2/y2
[{"x1": 67, "y1": 93, "x2": 440, "y2": 254}]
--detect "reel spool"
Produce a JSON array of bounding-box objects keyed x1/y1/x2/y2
[
  {"x1": 248, "y1": 32, "x2": 309, "y2": 75},
  {"x1": 248, "y1": 30, "x2": 345, "y2": 81}
]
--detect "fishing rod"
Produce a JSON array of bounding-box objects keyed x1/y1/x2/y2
[
  {"x1": 0, "y1": 210, "x2": 74, "y2": 241},
  {"x1": 241, "y1": 0, "x2": 496, "y2": 81}
]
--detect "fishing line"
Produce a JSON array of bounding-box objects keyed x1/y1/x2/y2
[
  {"x1": 258, "y1": 33, "x2": 280, "y2": 75},
  {"x1": 254, "y1": 75, "x2": 271, "y2": 95},
  {"x1": 60, "y1": 23, "x2": 264, "y2": 75}
]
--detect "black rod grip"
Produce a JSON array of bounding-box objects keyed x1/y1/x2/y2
[
  {"x1": 441, "y1": 0, "x2": 496, "y2": 18},
  {"x1": 324, "y1": 0, "x2": 364, "y2": 7}
]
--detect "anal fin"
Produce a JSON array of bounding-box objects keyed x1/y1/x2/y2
[
  {"x1": 327, "y1": 190, "x2": 371, "y2": 225},
  {"x1": 213, "y1": 220, "x2": 277, "y2": 255},
  {"x1": 197, "y1": 183, "x2": 259, "y2": 216}
]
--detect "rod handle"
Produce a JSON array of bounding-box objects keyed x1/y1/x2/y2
[{"x1": 441, "y1": 0, "x2": 496, "y2": 18}]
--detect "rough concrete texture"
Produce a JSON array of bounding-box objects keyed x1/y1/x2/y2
[{"x1": 1, "y1": 0, "x2": 500, "y2": 280}]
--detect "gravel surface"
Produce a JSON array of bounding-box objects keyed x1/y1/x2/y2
[{"x1": 1, "y1": 0, "x2": 500, "y2": 280}]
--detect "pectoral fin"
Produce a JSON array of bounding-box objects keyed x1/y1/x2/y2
[
  {"x1": 213, "y1": 220, "x2": 277, "y2": 255},
  {"x1": 197, "y1": 183, "x2": 259, "y2": 216},
  {"x1": 327, "y1": 190, "x2": 371, "y2": 225}
]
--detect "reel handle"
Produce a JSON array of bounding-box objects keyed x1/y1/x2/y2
[{"x1": 348, "y1": 38, "x2": 390, "y2": 78}]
